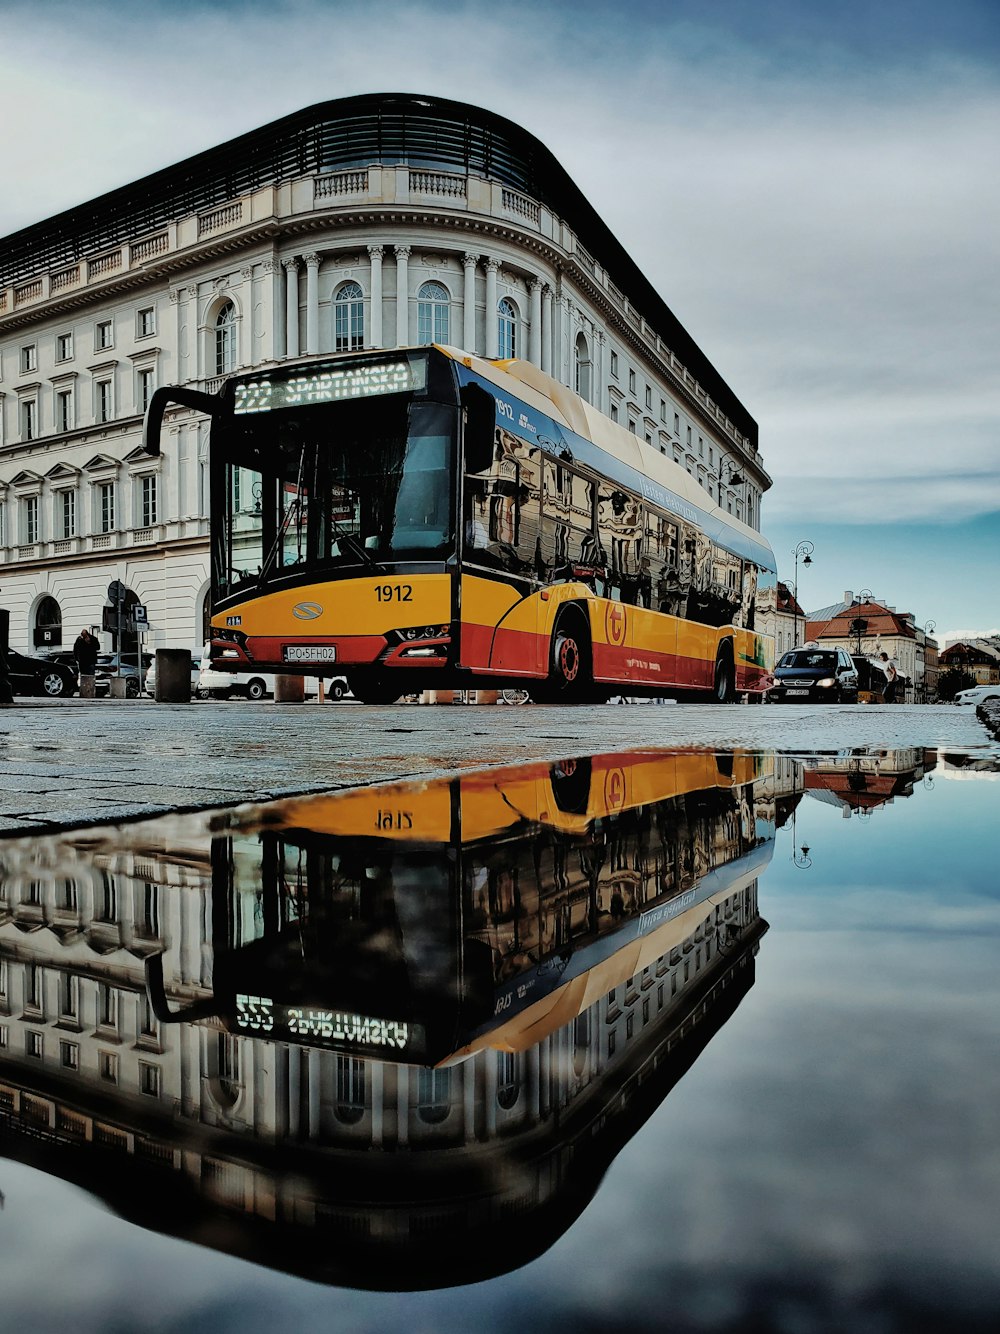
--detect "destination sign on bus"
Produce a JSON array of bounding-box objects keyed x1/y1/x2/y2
[
  {"x1": 234, "y1": 993, "x2": 413, "y2": 1050},
  {"x1": 233, "y1": 359, "x2": 427, "y2": 414}
]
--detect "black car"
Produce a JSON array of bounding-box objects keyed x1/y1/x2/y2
[
  {"x1": 4, "y1": 650, "x2": 78, "y2": 698},
  {"x1": 769, "y1": 647, "x2": 859, "y2": 703}
]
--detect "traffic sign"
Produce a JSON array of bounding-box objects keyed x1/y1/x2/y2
[{"x1": 108, "y1": 580, "x2": 127, "y2": 605}]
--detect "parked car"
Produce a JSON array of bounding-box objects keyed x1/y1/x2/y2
[
  {"x1": 954, "y1": 685, "x2": 1000, "y2": 707},
  {"x1": 143, "y1": 653, "x2": 203, "y2": 697},
  {"x1": 196, "y1": 661, "x2": 347, "y2": 701},
  {"x1": 94, "y1": 652, "x2": 154, "y2": 698},
  {"x1": 768, "y1": 647, "x2": 859, "y2": 703},
  {"x1": 4, "y1": 649, "x2": 78, "y2": 698}
]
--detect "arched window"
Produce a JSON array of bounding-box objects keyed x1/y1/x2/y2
[
  {"x1": 334, "y1": 282, "x2": 364, "y2": 352},
  {"x1": 416, "y1": 1067, "x2": 452, "y2": 1124},
  {"x1": 574, "y1": 332, "x2": 592, "y2": 402},
  {"x1": 417, "y1": 281, "x2": 451, "y2": 345},
  {"x1": 497, "y1": 298, "x2": 519, "y2": 360},
  {"x1": 215, "y1": 302, "x2": 237, "y2": 376},
  {"x1": 34, "y1": 595, "x2": 63, "y2": 650},
  {"x1": 207, "y1": 1032, "x2": 242, "y2": 1109}
]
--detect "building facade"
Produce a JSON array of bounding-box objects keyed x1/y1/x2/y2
[{"x1": 0, "y1": 94, "x2": 768, "y2": 658}]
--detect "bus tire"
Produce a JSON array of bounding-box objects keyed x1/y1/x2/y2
[
  {"x1": 712, "y1": 644, "x2": 736, "y2": 703},
  {"x1": 547, "y1": 608, "x2": 592, "y2": 704}
]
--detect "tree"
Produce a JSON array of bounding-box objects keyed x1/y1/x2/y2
[{"x1": 936, "y1": 667, "x2": 977, "y2": 701}]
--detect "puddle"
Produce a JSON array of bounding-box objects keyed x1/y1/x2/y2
[{"x1": 0, "y1": 747, "x2": 997, "y2": 1330}]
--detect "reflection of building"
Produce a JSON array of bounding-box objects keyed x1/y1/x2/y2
[
  {"x1": 0, "y1": 93, "x2": 767, "y2": 659},
  {"x1": 0, "y1": 751, "x2": 772, "y2": 1287},
  {"x1": 801, "y1": 748, "x2": 937, "y2": 816}
]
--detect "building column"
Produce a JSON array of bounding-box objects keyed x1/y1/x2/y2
[
  {"x1": 283, "y1": 257, "x2": 299, "y2": 359},
  {"x1": 485, "y1": 259, "x2": 499, "y2": 359},
  {"x1": 367, "y1": 245, "x2": 384, "y2": 349},
  {"x1": 529, "y1": 279, "x2": 543, "y2": 368},
  {"x1": 238, "y1": 266, "x2": 254, "y2": 367},
  {"x1": 463, "y1": 252, "x2": 479, "y2": 354},
  {"x1": 304, "y1": 253, "x2": 320, "y2": 355},
  {"x1": 596, "y1": 330, "x2": 606, "y2": 413},
  {"x1": 541, "y1": 283, "x2": 554, "y2": 375},
  {"x1": 261, "y1": 257, "x2": 281, "y2": 361},
  {"x1": 394, "y1": 245, "x2": 410, "y2": 348}
]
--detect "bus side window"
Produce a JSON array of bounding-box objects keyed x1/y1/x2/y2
[
  {"x1": 597, "y1": 482, "x2": 642, "y2": 603},
  {"x1": 539, "y1": 460, "x2": 594, "y2": 582},
  {"x1": 465, "y1": 427, "x2": 537, "y2": 574}
]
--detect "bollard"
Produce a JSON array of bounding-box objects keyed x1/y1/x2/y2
[
  {"x1": 474, "y1": 690, "x2": 499, "y2": 705},
  {"x1": 79, "y1": 676, "x2": 95, "y2": 699},
  {"x1": 155, "y1": 648, "x2": 192, "y2": 703},
  {"x1": 109, "y1": 677, "x2": 128, "y2": 699},
  {"x1": 273, "y1": 674, "x2": 305, "y2": 703}
]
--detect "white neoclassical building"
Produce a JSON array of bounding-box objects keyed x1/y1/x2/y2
[{"x1": 0, "y1": 93, "x2": 769, "y2": 659}]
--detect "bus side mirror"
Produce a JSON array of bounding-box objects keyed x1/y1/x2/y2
[
  {"x1": 460, "y1": 383, "x2": 496, "y2": 475},
  {"x1": 142, "y1": 385, "x2": 224, "y2": 456}
]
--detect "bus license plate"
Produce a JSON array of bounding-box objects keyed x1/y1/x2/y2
[{"x1": 284, "y1": 646, "x2": 337, "y2": 663}]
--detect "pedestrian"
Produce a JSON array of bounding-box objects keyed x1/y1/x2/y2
[
  {"x1": 73, "y1": 627, "x2": 99, "y2": 698},
  {"x1": 875, "y1": 650, "x2": 900, "y2": 704}
]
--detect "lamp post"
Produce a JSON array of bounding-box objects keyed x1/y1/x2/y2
[{"x1": 791, "y1": 541, "x2": 814, "y2": 647}]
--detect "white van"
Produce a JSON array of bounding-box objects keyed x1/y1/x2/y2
[{"x1": 196, "y1": 660, "x2": 350, "y2": 701}]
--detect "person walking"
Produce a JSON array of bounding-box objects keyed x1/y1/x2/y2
[
  {"x1": 73, "y1": 628, "x2": 99, "y2": 698},
  {"x1": 875, "y1": 650, "x2": 900, "y2": 704}
]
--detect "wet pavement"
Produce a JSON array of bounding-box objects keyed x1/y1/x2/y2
[
  {"x1": 0, "y1": 698, "x2": 993, "y2": 834},
  {"x1": 0, "y1": 742, "x2": 998, "y2": 1332}
]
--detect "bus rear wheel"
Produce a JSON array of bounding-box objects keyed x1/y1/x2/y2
[{"x1": 712, "y1": 645, "x2": 736, "y2": 703}]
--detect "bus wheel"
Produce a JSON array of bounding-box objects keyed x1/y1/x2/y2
[
  {"x1": 351, "y1": 677, "x2": 401, "y2": 705},
  {"x1": 712, "y1": 645, "x2": 736, "y2": 703},
  {"x1": 549, "y1": 611, "x2": 592, "y2": 703}
]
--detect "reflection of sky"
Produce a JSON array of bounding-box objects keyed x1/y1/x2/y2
[{"x1": 1, "y1": 773, "x2": 998, "y2": 1332}]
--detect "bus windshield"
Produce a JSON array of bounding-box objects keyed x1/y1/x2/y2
[{"x1": 215, "y1": 393, "x2": 457, "y2": 600}]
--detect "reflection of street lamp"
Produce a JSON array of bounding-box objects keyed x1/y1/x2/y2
[
  {"x1": 790, "y1": 796, "x2": 812, "y2": 869},
  {"x1": 791, "y1": 541, "x2": 814, "y2": 646}
]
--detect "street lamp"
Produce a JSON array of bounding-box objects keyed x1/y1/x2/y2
[{"x1": 791, "y1": 541, "x2": 814, "y2": 647}]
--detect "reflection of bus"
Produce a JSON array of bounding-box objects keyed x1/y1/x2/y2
[
  {"x1": 147, "y1": 750, "x2": 774, "y2": 1065},
  {"x1": 144, "y1": 346, "x2": 776, "y2": 702}
]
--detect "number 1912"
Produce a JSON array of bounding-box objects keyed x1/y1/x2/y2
[{"x1": 376, "y1": 584, "x2": 412, "y2": 602}]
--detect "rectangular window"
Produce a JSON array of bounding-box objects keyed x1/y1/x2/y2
[
  {"x1": 139, "y1": 995, "x2": 158, "y2": 1042},
  {"x1": 98, "y1": 983, "x2": 117, "y2": 1029},
  {"x1": 100, "y1": 1051, "x2": 118, "y2": 1083},
  {"x1": 57, "y1": 389, "x2": 73, "y2": 433},
  {"x1": 20, "y1": 344, "x2": 37, "y2": 373},
  {"x1": 96, "y1": 320, "x2": 113, "y2": 350},
  {"x1": 698, "y1": 435, "x2": 704, "y2": 456},
  {"x1": 686, "y1": 426, "x2": 692, "y2": 446},
  {"x1": 60, "y1": 972, "x2": 78, "y2": 1020},
  {"x1": 27, "y1": 1031, "x2": 43, "y2": 1059},
  {"x1": 139, "y1": 1061, "x2": 160, "y2": 1096},
  {"x1": 100, "y1": 482, "x2": 116, "y2": 533},
  {"x1": 0, "y1": 959, "x2": 7, "y2": 1005},
  {"x1": 60, "y1": 490, "x2": 76, "y2": 539},
  {"x1": 660, "y1": 399, "x2": 667, "y2": 423},
  {"x1": 610, "y1": 350, "x2": 619, "y2": 378},
  {"x1": 21, "y1": 399, "x2": 37, "y2": 440},
  {"x1": 0, "y1": 1026, "x2": 7, "y2": 1049},
  {"x1": 97, "y1": 379, "x2": 112, "y2": 423},
  {"x1": 628, "y1": 418, "x2": 637, "y2": 435},
  {"x1": 60, "y1": 1040, "x2": 79, "y2": 1070},
  {"x1": 610, "y1": 403, "x2": 618, "y2": 423},
  {"x1": 674, "y1": 412, "x2": 680, "y2": 435},
  {"x1": 645, "y1": 386, "x2": 652, "y2": 409},
  {"x1": 628, "y1": 369, "x2": 636, "y2": 394},
  {"x1": 56, "y1": 332, "x2": 73, "y2": 362},
  {"x1": 137, "y1": 367, "x2": 154, "y2": 413},
  {"x1": 141, "y1": 474, "x2": 157, "y2": 526},
  {"x1": 22, "y1": 495, "x2": 39, "y2": 544},
  {"x1": 25, "y1": 963, "x2": 41, "y2": 1010},
  {"x1": 137, "y1": 307, "x2": 155, "y2": 338}
]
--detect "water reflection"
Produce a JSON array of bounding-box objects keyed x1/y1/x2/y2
[{"x1": 0, "y1": 749, "x2": 785, "y2": 1287}]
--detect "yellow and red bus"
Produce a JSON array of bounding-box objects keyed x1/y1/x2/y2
[{"x1": 144, "y1": 346, "x2": 775, "y2": 702}]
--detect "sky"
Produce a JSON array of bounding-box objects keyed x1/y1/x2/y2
[{"x1": 1, "y1": 0, "x2": 997, "y2": 642}]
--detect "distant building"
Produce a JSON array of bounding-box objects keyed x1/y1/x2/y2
[
  {"x1": 755, "y1": 580, "x2": 804, "y2": 658},
  {"x1": 938, "y1": 639, "x2": 1000, "y2": 685},
  {"x1": 806, "y1": 593, "x2": 923, "y2": 702}
]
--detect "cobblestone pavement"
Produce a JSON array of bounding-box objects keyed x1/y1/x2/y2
[{"x1": 0, "y1": 697, "x2": 994, "y2": 835}]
